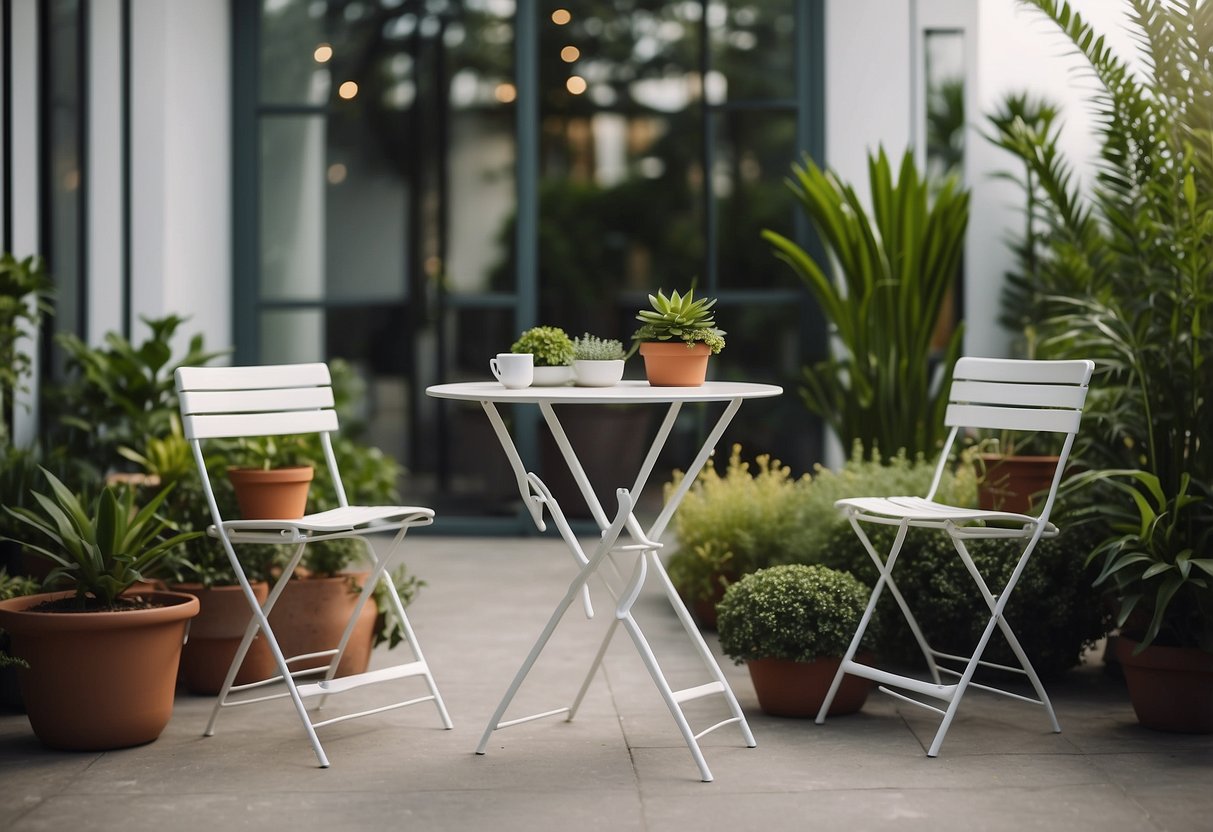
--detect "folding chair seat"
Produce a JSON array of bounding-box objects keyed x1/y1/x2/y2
[
  {"x1": 176, "y1": 363, "x2": 452, "y2": 767},
  {"x1": 815, "y1": 357, "x2": 1094, "y2": 756}
]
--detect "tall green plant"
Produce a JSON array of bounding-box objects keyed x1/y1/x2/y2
[
  {"x1": 762, "y1": 147, "x2": 969, "y2": 459},
  {"x1": 992, "y1": 0, "x2": 1213, "y2": 650}
]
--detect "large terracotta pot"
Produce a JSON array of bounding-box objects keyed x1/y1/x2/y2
[
  {"x1": 268, "y1": 573, "x2": 377, "y2": 678},
  {"x1": 638, "y1": 341, "x2": 710, "y2": 387},
  {"x1": 0, "y1": 590, "x2": 200, "y2": 750},
  {"x1": 746, "y1": 653, "x2": 874, "y2": 717},
  {"x1": 976, "y1": 454, "x2": 1059, "y2": 514},
  {"x1": 1115, "y1": 636, "x2": 1213, "y2": 733},
  {"x1": 227, "y1": 466, "x2": 313, "y2": 520},
  {"x1": 172, "y1": 582, "x2": 278, "y2": 694}
]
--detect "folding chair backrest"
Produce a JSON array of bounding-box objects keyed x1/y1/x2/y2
[
  {"x1": 176, "y1": 363, "x2": 339, "y2": 441},
  {"x1": 924, "y1": 357, "x2": 1095, "y2": 511}
]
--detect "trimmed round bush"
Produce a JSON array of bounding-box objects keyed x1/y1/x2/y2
[
  {"x1": 511, "y1": 326, "x2": 574, "y2": 367},
  {"x1": 716, "y1": 564, "x2": 870, "y2": 664}
]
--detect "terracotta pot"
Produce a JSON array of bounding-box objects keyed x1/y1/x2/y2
[
  {"x1": 227, "y1": 466, "x2": 314, "y2": 520},
  {"x1": 1115, "y1": 636, "x2": 1213, "y2": 733},
  {"x1": 0, "y1": 590, "x2": 200, "y2": 750},
  {"x1": 172, "y1": 582, "x2": 278, "y2": 694},
  {"x1": 976, "y1": 454, "x2": 1059, "y2": 514},
  {"x1": 268, "y1": 573, "x2": 377, "y2": 678},
  {"x1": 638, "y1": 341, "x2": 710, "y2": 387},
  {"x1": 746, "y1": 653, "x2": 874, "y2": 717}
]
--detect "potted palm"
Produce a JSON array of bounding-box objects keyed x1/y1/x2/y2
[
  {"x1": 986, "y1": 0, "x2": 1213, "y2": 732},
  {"x1": 716, "y1": 564, "x2": 874, "y2": 717},
  {"x1": 630, "y1": 288, "x2": 726, "y2": 387},
  {"x1": 0, "y1": 469, "x2": 202, "y2": 750},
  {"x1": 511, "y1": 325, "x2": 575, "y2": 386}
]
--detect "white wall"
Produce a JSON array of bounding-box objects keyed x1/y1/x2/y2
[{"x1": 130, "y1": 0, "x2": 231, "y2": 356}]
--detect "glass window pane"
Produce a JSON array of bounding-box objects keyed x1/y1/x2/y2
[
  {"x1": 260, "y1": 116, "x2": 326, "y2": 302},
  {"x1": 260, "y1": 309, "x2": 325, "y2": 363},
  {"x1": 260, "y1": 0, "x2": 333, "y2": 106},
  {"x1": 714, "y1": 109, "x2": 797, "y2": 289},
  {"x1": 707, "y1": 0, "x2": 796, "y2": 103}
]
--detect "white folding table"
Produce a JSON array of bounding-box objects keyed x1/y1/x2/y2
[{"x1": 425, "y1": 380, "x2": 782, "y2": 781}]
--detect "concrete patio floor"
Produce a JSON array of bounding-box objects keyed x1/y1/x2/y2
[{"x1": 2, "y1": 535, "x2": 1211, "y2": 831}]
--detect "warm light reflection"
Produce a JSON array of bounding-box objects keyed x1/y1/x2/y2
[
  {"x1": 338, "y1": 81, "x2": 359, "y2": 99},
  {"x1": 551, "y1": 9, "x2": 571, "y2": 25},
  {"x1": 560, "y1": 45, "x2": 580, "y2": 62},
  {"x1": 566, "y1": 75, "x2": 587, "y2": 95},
  {"x1": 327, "y1": 163, "x2": 347, "y2": 184},
  {"x1": 313, "y1": 44, "x2": 333, "y2": 63},
  {"x1": 495, "y1": 83, "x2": 517, "y2": 103}
]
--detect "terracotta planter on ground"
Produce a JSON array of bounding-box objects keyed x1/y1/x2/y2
[
  {"x1": 0, "y1": 590, "x2": 200, "y2": 750},
  {"x1": 227, "y1": 466, "x2": 314, "y2": 520},
  {"x1": 268, "y1": 573, "x2": 377, "y2": 678},
  {"x1": 173, "y1": 581, "x2": 278, "y2": 694},
  {"x1": 638, "y1": 342, "x2": 710, "y2": 387},
  {"x1": 747, "y1": 653, "x2": 874, "y2": 717},
  {"x1": 1115, "y1": 636, "x2": 1213, "y2": 733},
  {"x1": 976, "y1": 454, "x2": 1059, "y2": 514}
]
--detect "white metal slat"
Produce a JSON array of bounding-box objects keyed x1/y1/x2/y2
[
  {"x1": 952, "y1": 357, "x2": 1094, "y2": 386},
  {"x1": 175, "y1": 363, "x2": 331, "y2": 392},
  {"x1": 945, "y1": 403, "x2": 1081, "y2": 433},
  {"x1": 183, "y1": 409, "x2": 339, "y2": 440},
  {"x1": 180, "y1": 387, "x2": 335, "y2": 415},
  {"x1": 949, "y1": 380, "x2": 1088, "y2": 409}
]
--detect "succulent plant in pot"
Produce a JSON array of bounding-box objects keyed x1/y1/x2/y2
[
  {"x1": 716, "y1": 564, "x2": 875, "y2": 717},
  {"x1": 630, "y1": 288, "x2": 725, "y2": 387},
  {"x1": 0, "y1": 469, "x2": 203, "y2": 750},
  {"x1": 512, "y1": 325, "x2": 575, "y2": 386},
  {"x1": 572, "y1": 332, "x2": 626, "y2": 387}
]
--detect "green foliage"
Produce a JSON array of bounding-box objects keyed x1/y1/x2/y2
[
  {"x1": 0, "y1": 568, "x2": 40, "y2": 668},
  {"x1": 369, "y1": 565, "x2": 425, "y2": 649},
  {"x1": 511, "y1": 326, "x2": 575, "y2": 367},
  {"x1": 821, "y1": 520, "x2": 1109, "y2": 679},
  {"x1": 990, "y1": 0, "x2": 1213, "y2": 650},
  {"x1": 0, "y1": 253, "x2": 53, "y2": 436},
  {"x1": 667, "y1": 443, "x2": 977, "y2": 605},
  {"x1": 572, "y1": 333, "x2": 626, "y2": 361},
  {"x1": 762, "y1": 147, "x2": 968, "y2": 459},
  {"x1": 3, "y1": 469, "x2": 202, "y2": 608},
  {"x1": 51, "y1": 315, "x2": 228, "y2": 474},
  {"x1": 716, "y1": 564, "x2": 871, "y2": 664},
  {"x1": 631, "y1": 287, "x2": 726, "y2": 354}
]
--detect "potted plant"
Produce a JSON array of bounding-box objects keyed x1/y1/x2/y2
[
  {"x1": 511, "y1": 325, "x2": 575, "y2": 386},
  {"x1": 0, "y1": 469, "x2": 202, "y2": 750},
  {"x1": 987, "y1": 0, "x2": 1213, "y2": 731},
  {"x1": 716, "y1": 564, "x2": 875, "y2": 717},
  {"x1": 630, "y1": 288, "x2": 725, "y2": 387},
  {"x1": 226, "y1": 434, "x2": 314, "y2": 520},
  {"x1": 0, "y1": 253, "x2": 52, "y2": 442},
  {"x1": 762, "y1": 148, "x2": 968, "y2": 459},
  {"x1": 571, "y1": 333, "x2": 626, "y2": 387}
]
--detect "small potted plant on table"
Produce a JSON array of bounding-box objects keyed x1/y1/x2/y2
[
  {"x1": 630, "y1": 288, "x2": 725, "y2": 387},
  {"x1": 716, "y1": 563, "x2": 875, "y2": 717},
  {"x1": 512, "y1": 325, "x2": 575, "y2": 386},
  {"x1": 0, "y1": 469, "x2": 202, "y2": 750},
  {"x1": 572, "y1": 333, "x2": 626, "y2": 387}
]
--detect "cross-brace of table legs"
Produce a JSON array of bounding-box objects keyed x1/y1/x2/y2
[{"x1": 473, "y1": 398, "x2": 756, "y2": 782}]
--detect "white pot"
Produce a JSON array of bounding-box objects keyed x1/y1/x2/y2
[
  {"x1": 573, "y1": 359, "x2": 625, "y2": 387},
  {"x1": 531, "y1": 365, "x2": 574, "y2": 386}
]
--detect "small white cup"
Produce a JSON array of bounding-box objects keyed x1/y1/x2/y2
[{"x1": 490, "y1": 353, "x2": 533, "y2": 389}]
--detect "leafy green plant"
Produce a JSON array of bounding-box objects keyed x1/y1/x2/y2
[
  {"x1": 511, "y1": 326, "x2": 575, "y2": 367},
  {"x1": 630, "y1": 287, "x2": 725, "y2": 354},
  {"x1": 762, "y1": 147, "x2": 968, "y2": 459},
  {"x1": 572, "y1": 333, "x2": 626, "y2": 361},
  {"x1": 987, "y1": 0, "x2": 1213, "y2": 651},
  {"x1": 3, "y1": 469, "x2": 202, "y2": 609},
  {"x1": 51, "y1": 314, "x2": 227, "y2": 474},
  {"x1": 0, "y1": 568, "x2": 40, "y2": 669},
  {"x1": 716, "y1": 564, "x2": 871, "y2": 664},
  {"x1": 0, "y1": 253, "x2": 53, "y2": 440}
]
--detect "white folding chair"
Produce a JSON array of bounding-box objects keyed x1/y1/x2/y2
[
  {"x1": 176, "y1": 363, "x2": 452, "y2": 767},
  {"x1": 815, "y1": 357, "x2": 1094, "y2": 756}
]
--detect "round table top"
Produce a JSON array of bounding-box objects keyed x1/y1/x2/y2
[{"x1": 425, "y1": 379, "x2": 783, "y2": 405}]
